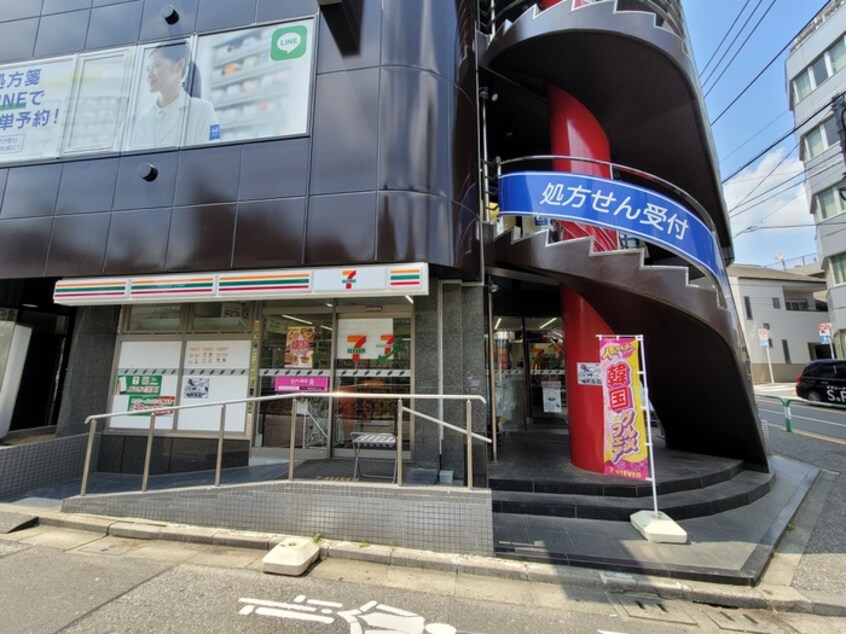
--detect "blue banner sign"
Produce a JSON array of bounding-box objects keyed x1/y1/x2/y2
[{"x1": 498, "y1": 171, "x2": 727, "y2": 289}]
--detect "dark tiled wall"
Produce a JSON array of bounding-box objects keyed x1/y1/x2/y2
[{"x1": 0, "y1": 0, "x2": 480, "y2": 280}]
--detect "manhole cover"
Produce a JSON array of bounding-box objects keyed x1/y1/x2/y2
[
  {"x1": 612, "y1": 594, "x2": 697, "y2": 625},
  {"x1": 704, "y1": 607, "x2": 786, "y2": 633}
]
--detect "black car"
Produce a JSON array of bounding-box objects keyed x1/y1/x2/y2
[{"x1": 795, "y1": 359, "x2": 846, "y2": 403}]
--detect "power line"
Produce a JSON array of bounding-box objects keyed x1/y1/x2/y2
[
  {"x1": 731, "y1": 158, "x2": 840, "y2": 214},
  {"x1": 700, "y1": 0, "x2": 766, "y2": 90},
  {"x1": 721, "y1": 97, "x2": 839, "y2": 183},
  {"x1": 730, "y1": 140, "x2": 799, "y2": 213},
  {"x1": 719, "y1": 111, "x2": 792, "y2": 164},
  {"x1": 698, "y1": 0, "x2": 753, "y2": 77},
  {"x1": 709, "y1": 0, "x2": 829, "y2": 126},
  {"x1": 704, "y1": 0, "x2": 778, "y2": 99}
]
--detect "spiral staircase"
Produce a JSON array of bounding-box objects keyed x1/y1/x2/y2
[{"x1": 477, "y1": 0, "x2": 768, "y2": 500}]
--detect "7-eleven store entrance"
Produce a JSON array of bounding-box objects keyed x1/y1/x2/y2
[{"x1": 53, "y1": 264, "x2": 425, "y2": 472}]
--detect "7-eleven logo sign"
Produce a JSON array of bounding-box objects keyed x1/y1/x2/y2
[
  {"x1": 346, "y1": 335, "x2": 367, "y2": 361},
  {"x1": 378, "y1": 334, "x2": 397, "y2": 361},
  {"x1": 342, "y1": 269, "x2": 357, "y2": 290}
]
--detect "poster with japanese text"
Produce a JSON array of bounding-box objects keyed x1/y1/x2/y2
[
  {"x1": 284, "y1": 325, "x2": 315, "y2": 368},
  {"x1": 599, "y1": 336, "x2": 649, "y2": 480},
  {"x1": 0, "y1": 57, "x2": 75, "y2": 163}
]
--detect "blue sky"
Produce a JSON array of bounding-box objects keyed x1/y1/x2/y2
[{"x1": 681, "y1": 0, "x2": 832, "y2": 267}]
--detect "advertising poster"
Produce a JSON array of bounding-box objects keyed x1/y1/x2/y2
[
  {"x1": 576, "y1": 362, "x2": 602, "y2": 386},
  {"x1": 190, "y1": 18, "x2": 315, "y2": 145},
  {"x1": 284, "y1": 325, "x2": 315, "y2": 368},
  {"x1": 183, "y1": 377, "x2": 210, "y2": 399},
  {"x1": 128, "y1": 395, "x2": 175, "y2": 415},
  {"x1": 541, "y1": 380, "x2": 562, "y2": 413},
  {"x1": 0, "y1": 57, "x2": 75, "y2": 163},
  {"x1": 599, "y1": 336, "x2": 649, "y2": 480}
]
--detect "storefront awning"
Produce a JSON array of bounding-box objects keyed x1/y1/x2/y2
[{"x1": 53, "y1": 263, "x2": 429, "y2": 306}]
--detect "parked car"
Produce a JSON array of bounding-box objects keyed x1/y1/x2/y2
[{"x1": 795, "y1": 359, "x2": 846, "y2": 403}]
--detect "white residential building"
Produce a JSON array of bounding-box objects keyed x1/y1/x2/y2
[
  {"x1": 787, "y1": 0, "x2": 846, "y2": 355},
  {"x1": 729, "y1": 264, "x2": 830, "y2": 383}
]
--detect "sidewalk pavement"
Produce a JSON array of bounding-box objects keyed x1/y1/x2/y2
[{"x1": 1, "y1": 427, "x2": 844, "y2": 619}]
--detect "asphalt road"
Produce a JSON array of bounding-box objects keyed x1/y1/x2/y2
[
  {"x1": 756, "y1": 395, "x2": 846, "y2": 442},
  {"x1": 1, "y1": 530, "x2": 837, "y2": 634}
]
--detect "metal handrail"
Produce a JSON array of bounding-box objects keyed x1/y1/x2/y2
[
  {"x1": 80, "y1": 391, "x2": 488, "y2": 496},
  {"x1": 756, "y1": 394, "x2": 846, "y2": 433}
]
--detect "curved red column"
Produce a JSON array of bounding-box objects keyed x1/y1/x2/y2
[{"x1": 540, "y1": 0, "x2": 615, "y2": 473}]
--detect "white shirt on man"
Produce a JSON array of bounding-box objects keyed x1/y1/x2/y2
[{"x1": 128, "y1": 90, "x2": 219, "y2": 150}]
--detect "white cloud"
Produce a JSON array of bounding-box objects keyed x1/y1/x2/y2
[{"x1": 722, "y1": 147, "x2": 819, "y2": 267}]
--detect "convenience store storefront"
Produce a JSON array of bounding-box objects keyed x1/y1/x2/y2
[{"x1": 53, "y1": 263, "x2": 426, "y2": 472}]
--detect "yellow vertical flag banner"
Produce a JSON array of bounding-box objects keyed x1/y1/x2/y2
[{"x1": 599, "y1": 336, "x2": 649, "y2": 480}]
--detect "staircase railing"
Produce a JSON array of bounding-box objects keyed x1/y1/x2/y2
[{"x1": 79, "y1": 392, "x2": 489, "y2": 497}]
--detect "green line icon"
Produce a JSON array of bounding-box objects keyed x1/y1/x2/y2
[{"x1": 271, "y1": 25, "x2": 308, "y2": 61}]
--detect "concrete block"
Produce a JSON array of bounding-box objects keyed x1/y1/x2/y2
[
  {"x1": 390, "y1": 547, "x2": 457, "y2": 572},
  {"x1": 329, "y1": 541, "x2": 393, "y2": 564},
  {"x1": 158, "y1": 525, "x2": 218, "y2": 545},
  {"x1": 262, "y1": 536, "x2": 320, "y2": 576},
  {"x1": 213, "y1": 530, "x2": 272, "y2": 550},
  {"x1": 630, "y1": 510, "x2": 688, "y2": 544},
  {"x1": 457, "y1": 556, "x2": 527, "y2": 580}
]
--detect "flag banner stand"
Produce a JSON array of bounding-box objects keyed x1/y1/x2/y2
[{"x1": 598, "y1": 334, "x2": 688, "y2": 544}]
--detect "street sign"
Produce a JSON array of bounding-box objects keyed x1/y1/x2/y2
[
  {"x1": 819, "y1": 322, "x2": 832, "y2": 337},
  {"x1": 758, "y1": 328, "x2": 769, "y2": 347},
  {"x1": 821, "y1": 335, "x2": 832, "y2": 344}
]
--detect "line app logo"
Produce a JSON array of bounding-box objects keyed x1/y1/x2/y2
[{"x1": 271, "y1": 25, "x2": 308, "y2": 60}]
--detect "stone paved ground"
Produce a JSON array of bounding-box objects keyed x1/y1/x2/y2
[{"x1": 766, "y1": 425, "x2": 846, "y2": 594}]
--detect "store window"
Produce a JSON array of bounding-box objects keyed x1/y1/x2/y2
[
  {"x1": 333, "y1": 317, "x2": 412, "y2": 450},
  {"x1": 190, "y1": 301, "x2": 252, "y2": 332},
  {"x1": 126, "y1": 304, "x2": 183, "y2": 333}
]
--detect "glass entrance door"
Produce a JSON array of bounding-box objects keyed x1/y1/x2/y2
[
  {"x1": 493, "y1": 316, "x2": 565, "y2": 430},
  {"x1": 255, "y1": 309, "x2": 334, "y2": 458}
]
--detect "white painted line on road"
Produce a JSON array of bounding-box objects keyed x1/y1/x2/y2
[
  {"x1": 597, "y1": 630, "x2": 629, "y2": 634},
  {"x1": 255, "y1": 606, "x2": 335, "y2": 623}
]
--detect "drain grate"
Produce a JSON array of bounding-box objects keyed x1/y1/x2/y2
[
  {"x1": 611, "y1": 594, "x2": 698, "y2": 626},
  {"x1": 703, "y1": 607, "x2": 787, "y2": 633}
]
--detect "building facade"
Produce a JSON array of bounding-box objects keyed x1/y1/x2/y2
[
  {"x1": 729, "y1": 264, "x2": 829, "y2": 383},
  {"x1": 787, "y1": 0, "x2": 846, "y2": 356},
  {"x1": 0, "y1": 0, "x2": 766, "y2": 503}
]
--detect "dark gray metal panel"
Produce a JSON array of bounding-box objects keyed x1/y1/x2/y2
[
  {"x1": 309, "y1": 68, "x2": 379, "y2": 195},
  {"x1": 316, "y1": 0, "x2": 381, "y2": 73},
  {"x1": 0, "y1": 169, "x2": 7, "y2": 210},
  {"x1": 174, "y1": 145, "x2": 242, "y2": 206},
  {"x1": 306, "y1": 192, "x2": 376, "y2": 265},
  {"x1": 34, "y1": 10, "x2": 90, "y2": 57},
  {"x1": 86, "y1": 0, "x2": 143, "y2": 49},
  {"x1": 104, "y1": 207, "x2": 171, "y2": 274},
  {"x1": 376, "y1": 190, "x2": 448, "y2": 264},
  {"x1": 233, "y1": 198, "x2": 306, "y2": 268},
  {"x1": 452, "y1": 88, "x2": 478, "y2": 209},
  {"x1": 0, "y1": 218, "x2": 52, "y2": 277},
  {"x1": 381, "y1": 0, "x2": 447, "y2": 76},
  {"x1": 238, "y1": 139, "x2": 309, "y2": 200},
  {"x1": 256, "y1": 0, "x2": 317, "y2": 22},
  {"x1": 113, "y1": 152, "x2": 179, "y2": 210},
  {"x1": 0, "y1": 18, "x2": 38, "y2": 62},
  {"x1": 1, "y1": 164, "x2": 61, "y2": 219},
  {"x1": 195, "y1": 0, "x2": 256, "y2": 33},
  {"x1": 45, "y1": 212, "x2": 110, "y2": 276},
  {"x1": 378, "y1": 67, "x2": 450, "y2": 198},
  {"x1": 139, "y1": 0, "x2": 198, "y2": 42},
  {"x1": 56, "y1": 158, "x2": 120, "y2": 215},
  {"x1": 166, "y1": 202, "x2": 236, "y2": 271}
]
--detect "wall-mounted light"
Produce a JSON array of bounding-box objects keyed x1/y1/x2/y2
[
  {"x1": 404, "y1": 295, "x2": 414, "y2": 304},
  {"x1": 161, "y1": 4, "x2": 180, "y2": 24},
  {"x1": 136, "y1": 163, "x2": 158, "y2": 182}
]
